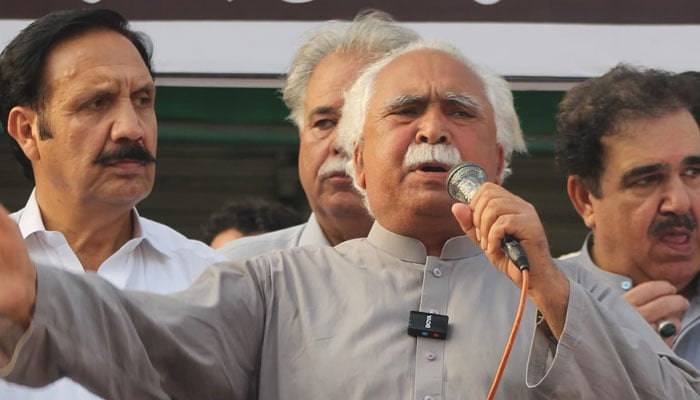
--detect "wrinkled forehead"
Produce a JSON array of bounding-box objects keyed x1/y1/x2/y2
[
  {"x1": 602, "y1": 110, "x2": 700, "y2": 174},
  {"x1": 370, "y1": 49, "x2": 490, "y2": 106}
]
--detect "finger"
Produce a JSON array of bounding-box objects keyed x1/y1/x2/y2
[
  {"x1": 632, "y1": 294, "x2": 689, "y2": 325},
  {"x1": 451, "y1": 203, "x2": 478, "y2": 244},
  {"x1": 656, "y1": 317, "x2": 682, "y2": 348},
  {"x1": 622, "y1": 281, "x2": 677, "y2": 306},
  {"x1": 470, "y1": 184, "x2": 521, "y2": 249}
]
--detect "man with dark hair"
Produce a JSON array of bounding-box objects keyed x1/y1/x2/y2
[
  {"x1": 203, "y1": 197, "x2": 303, "y2": 248},
  {"x1": 0, "y1": 42, "x2": 697, "y2": 399},
  {"x1": 557, "y1": 64, "x2": 700, "y2": 366},
  {"x1": 0, "y1": 8, "x2": 225, "y2": 399}
]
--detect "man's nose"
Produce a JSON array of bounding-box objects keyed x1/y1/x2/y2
[
  {"x1": 659, "y1": 177, "x2": 693, "y2": 215},
  {"x1": 111, "y1": 102, "x2": 145, "y2": 143},
  {"x1": 416, "y1": 108, "x2": 451, "y2": 145}
]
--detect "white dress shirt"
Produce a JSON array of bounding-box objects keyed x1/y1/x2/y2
[{"x1": 0, "y1": 190, "x2": 226, "y2": 400}]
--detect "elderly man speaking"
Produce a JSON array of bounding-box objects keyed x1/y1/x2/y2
[{"x1": 0, "y1": 41, "x2": 698, "y2": 399}]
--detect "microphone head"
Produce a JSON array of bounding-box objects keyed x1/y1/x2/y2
[{"x1": 446, "y1": 162, "x2": 487, "y2": 204}]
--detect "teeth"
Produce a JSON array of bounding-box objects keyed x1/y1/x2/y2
[{"x1": 660, "y1": 233, "x2": 689, "y2": 244}]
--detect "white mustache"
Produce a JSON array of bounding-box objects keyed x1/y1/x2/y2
[
  {"x1": 318, "y1": 157, "x2": 350, "y2": 178},
  {"x1": 404, "y1": 143, "x2": 462, "y2": 169}
]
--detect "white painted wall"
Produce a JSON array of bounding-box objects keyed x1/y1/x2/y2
[{"x1": 1, "y1": 19, "x2": 698, "y2": 84}]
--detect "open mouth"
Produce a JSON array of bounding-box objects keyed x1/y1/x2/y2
[
  {"x1": 414, "y1": 163, "x2": 450, "y2": 173},
  {"x1": 658, "y1": 228, "x2": 692, "y2": 244},
  {"x1": 322, "y1": 170, "x2": 349, "y2": 179}
]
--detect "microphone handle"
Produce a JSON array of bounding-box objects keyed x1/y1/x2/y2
[{"x1": 501, "y1": 235, "x2": 529, "y2": 271}]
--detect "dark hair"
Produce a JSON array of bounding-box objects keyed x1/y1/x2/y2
[
  {"x1": 0, "y1": 8, "x2": 154, "y2": 183},
  {"x1": 675, "y1": 70, "x2": 700, "y2": 124},
  {"x1": 555, "y1": 64, "x2": 690, "y2": 197},
  {"x1": 202, "y1": 197, "x2": 304, "y2": 245}
]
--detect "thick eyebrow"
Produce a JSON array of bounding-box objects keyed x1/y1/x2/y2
[
  {"x1": 138, "y1": 82, "x2": 156, "y2": 93},
  {"x1": 380, "y1": 94, "x2": 424, "y2": 115},
  {"x1": 379, "y1": 92, "x2": 483, "y2": 116},
  {"x1": 682, "y1": 155, "x2": 700, "y2": 167},
  {"x1": 444, "y1": 92, "x2": 482, "y2": 111},
  {"x1": 621, "y1": 162, "x2": 668, "y2": 185},
  {"x1": 621, "y1": 156, "x2": 700, "y2": 184},
  {"x1": 308, "y1": 105, "x2": 340, "y2": 120},
  {"x1": 133, "y1": 82, "x2": 156, "y2": 98}
]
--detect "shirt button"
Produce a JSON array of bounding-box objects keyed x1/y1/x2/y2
[
  {"x1": 426, "y1": 351, "x2": 437, "y2": 361},
  {"x1": 432, "y1": 268, "x2": 443, "y2": 278},
  {"x1": 424, "y1": 396, "x2": 435, "y2": 400},
  {"x1": 620, "y1": 280, "x2": 633, "y2": 291}
]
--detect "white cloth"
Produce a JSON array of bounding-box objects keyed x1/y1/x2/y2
[
  {"x1": 0, "y1": 190, "x2": 227, "y2": 400},
  {"x1": 561, "y1": 232, "x2": 700, "y2": 369},
  {"x1": 219, "y1": 213, "x2": 330, "y2": 261}
]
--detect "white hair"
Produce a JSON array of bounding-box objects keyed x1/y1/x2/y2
[
  {"x1": 282, "y1": 10, "x2": 419, "y2": 128},
  {"x1": 337, "y1": 40, "x2": 527, "y2": 206}
]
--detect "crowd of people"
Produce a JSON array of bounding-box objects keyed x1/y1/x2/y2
[{"x1": 0, "y1": 7, "x2": 698, "y2": 400}]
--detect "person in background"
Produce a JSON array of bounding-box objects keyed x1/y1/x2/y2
[
  {"x1": 219, "y1": 10, "x2": 419, "y2": 260},
  {"x1": 0, "y1": 40, "x2": 697, "y2": 399},
  {"x1": 557, "y1": 65, "x2": 700, "y2": 367},
  {"x1": 202, "y1": 197, "x2": 303, "y2": 249},
  {"x1": 0, "y1": 8, "x2": 226, "y2": 399}
]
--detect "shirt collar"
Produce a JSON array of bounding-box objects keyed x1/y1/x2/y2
[
  {"x1": 16, "y1": 189, "x2": 168, "y2": 257},
  {"x1": 131, "y1": 211, "x2": 176, "y2": 257},
  {"x1": 583, "y1": 232, "x2": 635, "y2": 292},
  {"x1": 366, "y1": 221, "x2": 481, "y2": 264},
  {"x1": 299, "y1": 213, "x2": 331, "y2": 247},
  {"x1": 15, "y1": 189, "x2": 45, "y2": 239}
]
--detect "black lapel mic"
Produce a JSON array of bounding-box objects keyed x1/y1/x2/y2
[{"x1": 446, "y1": 162, "x2": 530, "y2": 271}]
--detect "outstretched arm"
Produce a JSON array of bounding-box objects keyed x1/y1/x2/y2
[
  {"x1": 0, "y1": 204, "x2": 264, "y2": 398},
  {"x1": 0, "y1": 204, "x2": 36, "y2": 354},
  {"x1": 1, "y1": 262, "x2": 264, "y2": 398}
]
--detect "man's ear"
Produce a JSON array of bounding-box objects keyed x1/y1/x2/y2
[
  {"x1": 567, "y1": 175, "x2": 596, "y2": 229},
  {"x1": 7, "y1": 106, "x2": 40, "y2": 161},
  {"x1": 353, "y1": 141, "x2": 366, "y2": 190},
  {"x1": 494, "y1": 145, "x2": 505, "y2": 185}
]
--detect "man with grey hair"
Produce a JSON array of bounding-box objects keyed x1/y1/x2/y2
[
  {"x1": 220, "y1": 10, "x2": 418, "y2": 260},
  {"x1": 0, "y1": 41, "x2": 699, "y2": 399}
]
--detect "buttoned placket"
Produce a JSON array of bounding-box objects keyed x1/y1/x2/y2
[{"x1": 413, "y1": 256, "x2": 451, "y2": 400}]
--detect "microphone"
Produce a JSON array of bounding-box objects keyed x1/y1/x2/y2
[{"x1": 446, "y1": 162, "x2": 530, "y2": 271}]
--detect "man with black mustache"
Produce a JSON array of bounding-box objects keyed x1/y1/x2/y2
[
  {"x1": 557, "y1": 65, "x2": 700, "y2": 366},
  {"x1": 0, "y1": 9, "x2": 225, "y2": 399}
]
